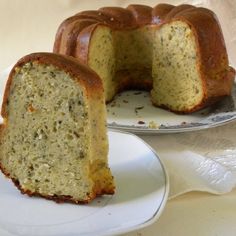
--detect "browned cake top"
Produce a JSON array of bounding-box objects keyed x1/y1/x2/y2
[
  {"x1": 53, "y1": 3, "x2": 228, "y2": 76},
  {"x1": 54, "y1": 4, "x2": 221, "y2": 30}
]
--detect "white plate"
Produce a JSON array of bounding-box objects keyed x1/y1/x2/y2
[
  {"x1": 107, "y1": 88, "x2": 236, "y2": 134},
  {"x1": 0, "y1": 130, "x2": 169, "y2": 236}
]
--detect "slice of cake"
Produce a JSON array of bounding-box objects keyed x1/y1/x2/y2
[{"x1": 0, "y1": 52, "x2": 115, "y2": 204}]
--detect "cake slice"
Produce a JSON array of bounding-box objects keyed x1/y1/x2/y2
[{"x1": 0, "y1": 52, "x2": 115, "y2": 204}]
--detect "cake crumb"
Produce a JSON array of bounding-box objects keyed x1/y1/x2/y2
[
  {"x1": 134, "y1": 91, "x2": 142, "y2": 95},
  {"x1": 135, "y1": 106, "x2": 144, "y2": 110},
  {"x1": 111, "y1": 101, "x2": 116, "y2": 107},
  {"x1": 138, "y1": 120, "x2": 145, "y2": 124},
  {"x1": 27, "y1": 104, "x2": 36, "y2": 112},
  {"x1": 148, "y1": 120, "x2": 159, "y2": 128},
  {"x1": 135, "y1": 106, "x2": 144, "y2": 114}
]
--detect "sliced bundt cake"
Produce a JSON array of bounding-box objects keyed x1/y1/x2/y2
[
  {"x1": 53, "y1": 4, "x2": 235, "y2": 113},
  {"x1": 0, "y1": 52, "x2": 115, "y2": 204}
]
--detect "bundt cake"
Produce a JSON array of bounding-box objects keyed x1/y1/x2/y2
[
  {"x1": 53, "y1": 3, "x2": 235, "y2": 113},
  {"x1": 0, "y1": 52, "x2": 115, "y2": 204}
]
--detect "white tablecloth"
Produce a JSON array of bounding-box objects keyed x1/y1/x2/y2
[{"x1": 0, "y1": 1, "x2": 236, "y2": 235}]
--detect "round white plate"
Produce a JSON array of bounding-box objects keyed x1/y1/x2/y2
[
  {"x1": 107, "y1": 88, "x2": 236, "y2": 134},
  {"x1": 0, "y1": 130, "x2": 169, "y2": 236}
]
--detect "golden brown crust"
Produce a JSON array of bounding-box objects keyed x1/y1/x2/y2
[
  {"x1": 152, "y1": 3, "x2": 175, "y2": 23},
  {"x1": 127, "y1": 4, "x2": 152, "y2": 26},
  {"x1": 52, "y1": 11, "x2": 111, "y2": 53},
  {"x1": 99, "y1": 7, "x2": 136, "y2": 28},
  {"x1": 53, "y1": 4, "x2": 235, "y2": 113},
  {"x1": 163, "y1": 4, "x2": 196, "y2": 21},
  {"x1": 74, "y1": 23, "x2": 100, "y2": 64},
  {"x1": 59, "y1": 19, "x2": 98, "y2": 56}
]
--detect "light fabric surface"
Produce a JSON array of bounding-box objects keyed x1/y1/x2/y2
[
  {"x1": 0, "y1": 0, "x2": 236, "y2": 236},
  {"x1": 142, "y1": 122, "x2": 236, "y2": 199}
]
